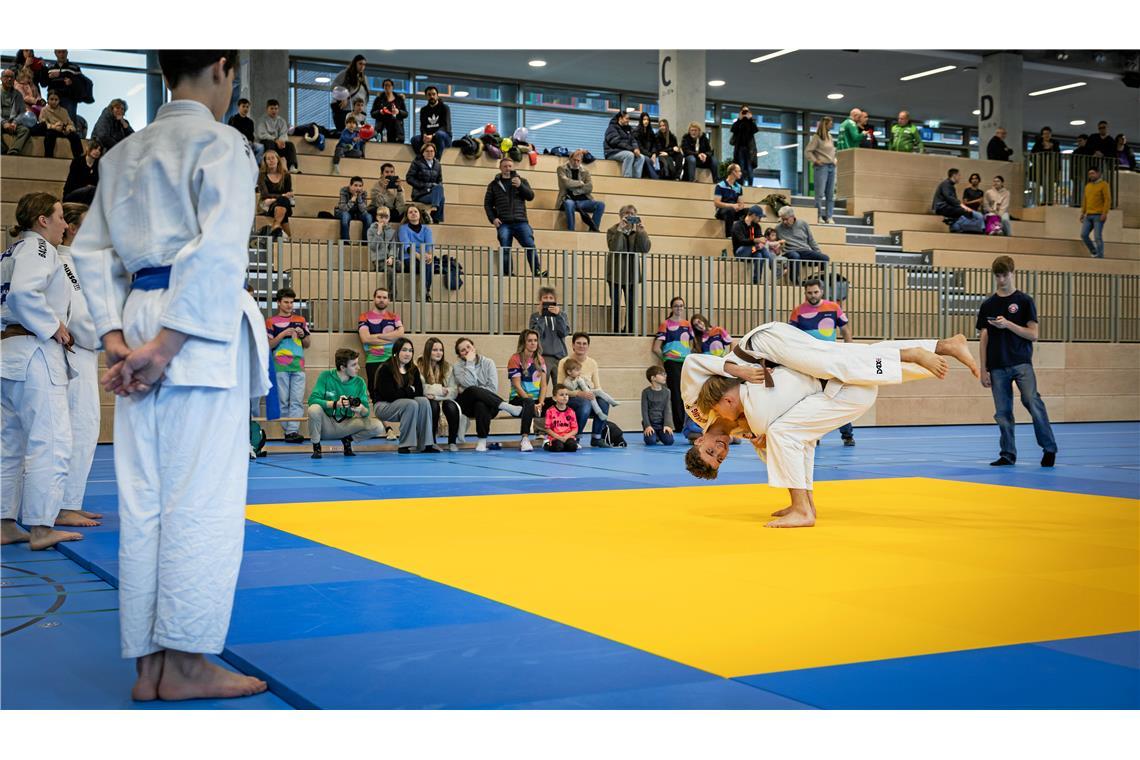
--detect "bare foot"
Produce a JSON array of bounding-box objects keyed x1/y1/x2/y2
[
  {"x1": 902, "y1": 347, "x2": 948, "y2": 379},
  {"x1": 1, "y1": 519, "x2": 30, "y2": 545},
  {"x1": 935, "y1": 334, "x2": 980, "y2": 378},
  {"x1": 28, "y1": 526, "x2": 83, "y2": 550},
  {"x1": 771, "y1": 505, "x2": 793, "y2": 517},
  {"x1": 132, "y1": 651, "x2": 165, "y2": 701},
  {"x1": 765, "y1": 511, "x2": 816, "y2": 528},
  {"x1": 157, "y1": 652, "x2": 268, "y2": 701},
  {"x1": 56, "y1": 509, "x2": 102, "y2": 527}
]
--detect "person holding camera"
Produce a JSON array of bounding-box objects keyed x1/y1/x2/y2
[
  {"x1": 606, "y1": 205, "x2": 650, "y2": 334},
  {"x1": 528, "y1": 286, "x2": 570, "y2": 399},
  {"x1": 372, "y1": 337, "x2": 439, "y2": 454},
  {"x1": 369, "y1": 162, "x2": 408, "y2": 223},
  {"x1": 485, "y1": 157, "x2": 546, "y2": 277},
  {"x1": 306, "y1": 348, "x2": 383, "y2": 459}
]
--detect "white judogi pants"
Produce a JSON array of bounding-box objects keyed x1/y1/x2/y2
[
  {"x1": 1, "y1": 349, "x2": 72, "y2": 527},
  {"x1": 763, "y1": 339, "x2": 937, "y2": 490},
  {"x1": 63, "y1": 346, "x2": 100, "y2": 510},
  {"x1": 116, "y1": 328, "x2": 252, "y2": 659}
]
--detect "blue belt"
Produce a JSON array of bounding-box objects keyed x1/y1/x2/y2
[{"x1": 131, "y1": 266, "x2": 172, "y2": 291}]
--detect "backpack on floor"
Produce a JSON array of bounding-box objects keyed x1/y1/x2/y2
[
  {"x1": 250, "y1": 420, "x2": 267, "y2": 457},
  {"x1": 601, "y1": 421, "x2": 627, "y2": 448},
  {"x1": 433, "y1": 254, "x2": 464, "y2": 290}
]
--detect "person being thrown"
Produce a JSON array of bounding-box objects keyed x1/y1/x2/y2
[{"x1": 682, "y1": 321, "x2": 978, "y2": 528}]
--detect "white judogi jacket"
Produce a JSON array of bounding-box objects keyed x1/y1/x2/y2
[
  {"x1": 1, "y1": 231, "x2": 73, "y2": 385},
  {"x1": 70, "y1": 99, "x2": 269, "y2": 396},
  {"x1": 57, "y1": 245, "x2": 100, "y2": 351},
  {"x1": 681, "y1": 353, "x2": 820, "y2": 434}
]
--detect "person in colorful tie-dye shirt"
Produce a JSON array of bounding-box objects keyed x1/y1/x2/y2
[
  {"x1": 789, "y1": 278, "x2": 855, "y2": 445},
  {"x1": 691, "y1": 313, "x2": 733, "y2": 357},
  {"x1": 653, "y1": 296, "x2": 693, "y2": 431},
  {"x1": 357, "y1": 286, "x2": 404, "y2": 398},
  {"x1": 266, "y1": 287, "x2": 311, "y2": 442},
  {"x1": 506, "y1": 329, "x2": 545, "y2": 452}
]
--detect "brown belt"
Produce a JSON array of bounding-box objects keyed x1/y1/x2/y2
[
  {"x1": 1, "y1": 324, "x2": 34, "y2": 340},
  {"x1": 731, "y1": 344, "x2": 777, "y2": 388}
]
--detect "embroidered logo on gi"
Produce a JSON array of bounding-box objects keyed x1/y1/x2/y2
[
  {"x1": 686, "y1": 402, "x2": 707, "y2": 425},
  {"x1": 1007, "y1": 303, "x2": 1019, "y2": 314},
  {"x1": 62, "y1": 262, "x2": 81, "y2": 291},
  {"x1": 37, "y1": 239, "x2": 47, "y2": 258},
  {"x1": 875, "y1": 358, "x2": 883, "y2": 375}
]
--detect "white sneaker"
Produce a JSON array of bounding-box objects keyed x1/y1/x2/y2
[
  {"x1": 609, "y1": 399, "x2": 621, "y2": 407},
  {"x1": 501, "y1": 403, "x2": 523, "y2": 418},
  {"x1": 448, "y1": 443, "x2": 459, "y2": 452},
  {"x1": 519, "y1": 438, "x2": 533, "y2": 452},
  {"x1": 331, "y1": 164, "x2": 340, "y2": 175},
  {"x1": 475, "y1": 439, "x2": 488, "y2": 452}
]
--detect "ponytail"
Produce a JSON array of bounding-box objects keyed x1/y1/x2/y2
[{"x1": 8, "y1": 192, "x2": 59, "y2": 238}]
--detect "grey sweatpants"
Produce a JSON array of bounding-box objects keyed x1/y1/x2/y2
[
  {"x1": 374, "y1": 397, "x2": 434, "y2": 449},
  {"x1": 306, "y1": 404, "x2": 384, "y2": 444}
]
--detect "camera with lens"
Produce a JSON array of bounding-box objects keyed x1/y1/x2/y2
[
  {"x1": 347, "y1": 396, "x2": 363, "y2": 408},
  {"x1": 626, "y1": 215, "x2": 641, "y2": 226}
]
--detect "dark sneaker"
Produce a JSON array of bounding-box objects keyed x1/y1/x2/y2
[
  {"x1": 398, "y1": 447, "x2": 413, "y2": 454},
  {"x1": 990, "y1": 456, "x2": 1014, "y2": 466},
  {"x1": 284, "y1": 432, "x2": 304, "y2": 443},
  {"x1": 1041, "y1": 451, "x2": 1056, "y2": 467},
  {"x1": 420, "y1": 446, "x2": 442, "y2": 453},
  {"x1": 842, "y1": 436, "x2": 855, "y2": 447},
  {"x1": 488, "y1": 442, "x2": 502, "y2": 451},
  {"x1": 341, "y1": 437, "x2": 356, "y2": 457},
  {"x1": 591, "y1": 438, "x2": 612, "y2": 448},
  {"x1": 311, "y1": 444, "x2": 323, "y2": 459}
]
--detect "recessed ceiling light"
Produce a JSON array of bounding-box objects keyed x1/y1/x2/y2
[
  {"x1": 529, "y1": 59, "x2": 546, "y2": 67},
  {"x1": 1070, "y1": 119, "x2": 1086, "y2": 126},
  {"x1": 453, "y1": 91, "x2": 469, "y2": 98},
  {"x1": 969, "y1": 139, "x2": 978, "y2": 145},
  {"x1": 314, "y1": 76, "x2": 331, "y2": 84},
  {"x1": 827, "y1": 93, "x2": 844, "y2": 100},
  {"x1": 899, "y1": 65, "x2": 956, "y2": 81},
  {"x1": 750, "y1": 49, "x2": 797, "y2": 64},
  {"x1": 1028, "y1": 81, "x2": 1086, "y2": 96},
  {"x1": 708, "y1": 80, "x2": 726, "y2": 87},
  {"x1": 972, "y1": 109, "x2": 981, "y2": 116},
  {"x1": 414, "y1": 75, "x2": 427, "y2": 80},
  {"x1": 586, "y1": 92, "x2": 600, "y2": 97},
  {"x1": 756, "y1": 151, "x2": 769, "y2": 158},
  {"x1": 1062, "y1": 149, "x2": 1074, "y2": 154}
]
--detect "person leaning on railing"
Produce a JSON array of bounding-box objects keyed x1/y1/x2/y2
[
  {"x1": 1029, "y1": 126, "x2": 1061, "y2": 205},
  {"x1": 606, "y1": 205, "x2": 649, "y2": 334}
]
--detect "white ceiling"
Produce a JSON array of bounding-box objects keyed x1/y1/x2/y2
[{"x1": 299, "y1": 48, "x2": 1139, "y2": 139}]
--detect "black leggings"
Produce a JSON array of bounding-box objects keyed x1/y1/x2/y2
[
  {"x1": 31, "y1": 123, "x2": 82, "y2": 158},
  {"x1": 458, "y1": 386, "x2": 505, "y2": 439},
  {"x1": 664, "y1": 359, "x2": 685, "y2": 432},
  {"x1": 544, "y1": 438, "x2": 579, "y2": 452},
  {"x1": 428, "y1": 398, "x2": 460, "y2": 444},
  {"x1": 509, "y1": 396, "x2": 538, "y2": 436}
]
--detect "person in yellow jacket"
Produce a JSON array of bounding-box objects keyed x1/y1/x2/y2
[{"x1": 1080, "y1": 166, "x2": 1112, "y2": 258}]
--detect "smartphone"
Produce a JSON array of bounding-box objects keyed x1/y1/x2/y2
[
  {"x1": 510, "y1": 171, "x2": 519, "y2": 178},
  {"x1": 387, "y1": 177, "x2": 399, "y2": 188}
]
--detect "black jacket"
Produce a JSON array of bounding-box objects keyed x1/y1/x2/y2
[
  {"x1": 405, "y1": 157, "x2": 443, "y2": 201},
  {"x1": 730, "y1": 117, "x2": 759, "y2": 153},
  {"x1": 419, "y1": 100, "x2": 451, "y2": 136},
  {"x1": 374, "y1": 362, "x2": 424, "y2": 403},
  {"x1": 484, "y1": 174, "x2": 535, "y2": 224},
  {"x1": 986, "y1": 135, "x2": 1013, "y2": 162},
  {"x1": 371, "y1": 93, "x2": 407, "y2": 123},
  {"x1": 1085, "y1": 133, "x2": 1117, "y2": 158},
  {"x1": 91, "y1": 106, "x2": 134, "y2": 151},
  {"x1": 603, "y1": 114, "x2": 638, "y2": 157},
  {"x1": 654, "y1": 130, "x2": 680, "y2": 155},
  {"x1": 932, "y1": 178, "x2": 960, "y2": 213},
  {"x1": 64, "y1": 154, "x2": 98, "y2": 197},
  {"x1": 635, "y1": 124, "x2": 655, "y2": 154},
  {"x1": 227, "y1": 114, "x2": 256, "y2": 143},
  {"x1": 730, "y1": 220, "x2": 763, "y2": 252},
  {"x1": 681, "y1": 132, "x2": 713, "y2": 158}
]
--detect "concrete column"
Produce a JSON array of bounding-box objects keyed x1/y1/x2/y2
[
  {"x1": 978, "y1": 53, "x2": 1023, "y2": 162},
  {"x1": 248, "y1": 50, "x2": 291, "y2": 119},
  {"x1": 658, "y1": 51, "x2": 706, "y2": 136}
]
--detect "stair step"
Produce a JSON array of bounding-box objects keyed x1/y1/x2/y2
[
  {"x1": 832, "y1": 215, "x2": 864, "y2": 226},
  {"x1": 873, "y1": 244, "x2": 905, "y2": 253},
  {"x1": 847, "y1": 233, "x2": 896, "y2": 246},
  {"x1": 876, "y1": 251, "x2": 927, "y2": 266}
]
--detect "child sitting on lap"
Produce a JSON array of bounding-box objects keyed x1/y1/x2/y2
[
  {"x1": 562, "y1": 358, "x2": 620, "y2": 421},
  {"x1": 544, "y1": 384, "x2": 579, "y2": 452}
]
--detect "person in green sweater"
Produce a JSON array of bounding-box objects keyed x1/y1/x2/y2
[
  {"x1": 306, "y1": 347, "x2": 383, "y2": 458},
  {"x1": 836, "y1": 108, "x2": 864, "y2": 151},
  {"x1": 889, "y1": 110, "x2": 924, "y2": 154}
]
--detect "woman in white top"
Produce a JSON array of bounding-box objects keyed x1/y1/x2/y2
[
  {"x1": 982, "y1": 175, "x2": 1012, "y2": 237},
  {"x1": 417, "y1": 337, "x2": 464, "y2": 451},
  {"x1": 806, "y1": 116, "x2": 838, "y2": 223}
]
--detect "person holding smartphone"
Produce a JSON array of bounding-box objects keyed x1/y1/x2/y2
[
  {"x1": 528, "y1": 286, "x2": 569, "y2": 399},
  {"x1": 484, "y1": 157, "x2": 546, "y2": 277}
]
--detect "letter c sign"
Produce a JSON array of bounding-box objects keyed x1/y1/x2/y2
[
  {"x1": 662, "y1": 56, "x2": 672, "y2": 88},
  {"x1": 979, "y1": 95, "x2": 993, "y2": 121}
]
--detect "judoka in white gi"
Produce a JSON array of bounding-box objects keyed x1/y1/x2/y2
[
  {"x1": 71, "y1": 51, "x2": 270, "y2": 701},
  {"x1": 682, "y1": 322, "x2": 979, "y2": 527},
  {"x1": 55, "y1": 202, "x2": 105, "y2": 528},
  {"x1": 1, "y1": 193, "x2": 84, "y2": 550}
]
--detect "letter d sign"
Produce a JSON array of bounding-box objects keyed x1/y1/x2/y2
[{"x1": 979, "y1": 95, "x2": 993, "y2": 121}]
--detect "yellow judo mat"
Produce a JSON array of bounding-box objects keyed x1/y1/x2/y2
[{"x1": 245, "y1": 477, "x2": 1140, "y2": 678}]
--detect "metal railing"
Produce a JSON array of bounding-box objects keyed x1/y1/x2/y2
[
  {"x1": 1024, "y1": 152, "x2": 1119, "y2": 209},
  {"x1": 248, "y1": 237, "x2": 1140, "y2": 343}
]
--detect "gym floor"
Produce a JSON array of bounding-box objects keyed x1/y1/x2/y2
[{"x1": 2, "y1": 422, "x2": 1137, "y2": 709}]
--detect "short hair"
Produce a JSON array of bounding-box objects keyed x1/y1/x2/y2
[
  {"x1": 158, "y1": 50, "x2": 238, "y2": 89},
  {"x1": 352, "y1": 97, "x2": 364, "y2": 106},
  {"x1": 424, "y1": 85, "x2": 439, "y2": 96},
  {"x1": 991, "y1": 255, "x2": 1016, "y2": 275},
  {"x1": 685, "y1": 445, "x2": 719, "y2": 481},
  {"x1": 803, "y1": 278, "x2": 822, "y2": 290},
  {"x1": 619, "y1": 204, "x2": 638, "y2": 217},
  {"x1": 570, "y1": 149, "x2": 586, "y2": 161},
  {"x1": 349, "y1": 176, "x2": 364, "y2": 185},
  {"x1": 334, "y1": 348, "x2": 358, "y2": 370},
  {"x1": 1078, "y1": 133, "x2": 1089, "y2": 140},
  {"x1": 553, "y1": 383, "x2": 571, "y2": 394},
  {"x1": 646, "y1": 365, "x2": 665, "y2": 382},
  {"x1": 1041, "y1": 126, "x2": 1053, "y2": 133},
  {"x1": 1098, "y1": 120, "x2": 1107, "y2": 127},
  {"x1": 382, "y1": 78, "x2": 395, "y2": 88},
  {"x1": 696, "y1": 376, "x2": 742, "y2": 417},
  {"x1": 687, "y1": 121, "x2": 702, "y2": 132},
  {"x1": 275, "y1": 287, "x2": 296, "y2": 301},
  {"x1": 266, "y1": 98, "x2": 280, "y2": 107},
  {"x1": 947, "y1": 168, "x2": 960, "y2": 178},
  {"x1": 778, "y1": 205, "x2": 796, "y2": 219},
  {"x1": 345, "y1": 115, "x2": 358, "y2": 126},
  {"x1": 571, "y1": 332, "x2": 590, "y2": 345},
  {"x1": 538, "y1": 286, "x2": 556, "y2": 299},
  {"x1": 994, "y1": 175, "x2": 1005, "y2": 182},
  {"x1": 373, "y1": 287, "x2": 389, "y2": 298},
  {"x1": 237, "y1": 97, "x2": 250, "y2": 106},
  {"x1": 380, "y1": 162, "x2": 395, "y2": 173},
  {"x1": 563, "y1": 358, "x2": 582, "y2": 373},
  {"x1": 108, "y1": 98, "x2": 128, "y2": 112},
  {"x1": 419, "y1": 141, "x2": 436, "y2": 154}
]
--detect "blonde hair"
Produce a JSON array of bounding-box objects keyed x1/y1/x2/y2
[
  {"x1": 816, "y1": 116, "x2": 833, "y2": 140},
  {"x1": 687, "y1": 121, "x2": 702, "y2": 133},
  {"x1": 696, "y1": 376, "x2": 742, "y2": 416}
]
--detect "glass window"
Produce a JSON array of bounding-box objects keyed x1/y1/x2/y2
[
  {"x1": 525, "y1": 86, "x2": 617, "y2": 113},
  {"x1": 523, "y1": 108, "x2": 609, "y2": 156}
]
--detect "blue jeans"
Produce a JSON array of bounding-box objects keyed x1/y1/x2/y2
[
  {"x1": 814, "y1": 163, "x2": 836, "y2": 220},
  {"x1": 734, "y1": 245, "x2": 772, "y2": 284},
  {"x1": 644, "y1": 424, "x2": 675, "y2": 446},
  {"x1": 395, "y1": 254, "x2": 432, "y2": 293},
  {"x1": 734, "y1": 146, "x2": 753, "y2": 185},
  {"x1": 644, "y1": 156, "x2": 660, "y2": 179},
  {"x1": 563, "y1": 199, "x2": 605, "y2": 231},
  {"x1": 415, "y1": 183, "x2": 445, "y2": 223},
  {"x1": 570, "y1": 395, "x2": 610, "y2": 439},
  {"x1": 275, "y1": 371, "x2": 306, "y2": 435},
  {"x1": 610, "y1": 150, "x2": 646, "y2": 178},
  {"x1": 1081, "y1": 213, "x2": 1105, "y2": 258},
  {"x1": 989, "y1": 363, "x2": 1057, "y2": 462},
  {"x1": 784, "y1": 249, "x2": 829, "y2": 282},
  {"x1": 411, "y1": 129, "x2": 452, "y2": 153},
  {"x1": 497, "y1": 222, "x2": 543, "y2": 274},
  {"x1": 338, "y1": 208, "x2": 373, "y2": 241}
]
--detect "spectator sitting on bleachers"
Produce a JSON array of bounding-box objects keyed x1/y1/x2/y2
[
  {"x1": 731, "y1": 205, "x2": 769, "y2": 285},
  {"x1": 91, "y1": 98, "x2": 134, "y2": 153},
  {"x1": 1086, "y1": 121, "x2": 1116, "y2": 158},
  {"x1": 604, "y1": 111, "x2": 645, "y2": 178},
  {"x1": 331, "y1": 114, "x2": 366, "y2": 175},
  {"x1": 763, "y1": 226, "x2": 784, "y2": 258},
  {"x1": 1116, "y1": 134, "x2": 1135, "y2": 171},
  {"x1": 681, "y1": 122, "x2": 715, "y2": 182},
  {"x1": 562, "y1": 357, "x2": 619, "y2": 421},
  {"x1": 417, "y1": 337, "x2": 464, "y2": 452},
  {"x1": 257, "y1": 149, "x2": 293, "y2": 240},
  {"x1": 713, "y1": 163, "x2": 749, "y2": 238},
  {"x1": 963, "y1": 173, "x2": 985, "y2": 215},
  {"x1": 411, "y1": 85, "x2": 452, "y2": 154},
  {"x1": 38, "y1": 50, "x2": 84, "y2": 124},
  {"x1": 395, "y1": 205, "x2": 435, "y2": 301},
  {"x1": 30, "y1": 90, "x2": 83, "y2": 158},
  {"x1": 931, "y1": 168, "x2": 984, "y2": 232},
  {"x1": 983, "y1": 175, "x2": 1012, "y2": 237},
  {"x1": 889, "y1": 111, "x2": 923, "y2": 153},
  {"x1": 373, "y1": 337, "x2": 440, "y2": 454},
  {"x1": 653, "y1": 117, "x2": 682, "y2": 180},
  {"x1": 556, "y1": 149, "x2": 605, "y2": 232},
  {"x1": 227, "y1": 97, "x2": 264, "y2": 163},
  {"x1": 336, "y1": 175, "x2": 373, "y2": 241},
  {"x1": 255, "y1": 99, "x2": 299, "y2": 173},
  {"x1": 330, "y1": 55, "x2": 369, "y2": 133},
  {"x1": 730, "y1": 106, "x2": 759, "y2": 185},
  {"x1": 63, "y1": 138, "x2": 102, "y2": 204},
  {"x1": 775, "y1": 205, "x2": 830, "y2": 280},
  {"x1": 306, "y1": 348, "x2": 384, "y2": 459},
  {"x1": 3, "y1": 68, "x2": 32, "y2": 155},
  {"x1": 369, "y1": 162, "x2": 409, "y2": 222},
  {"x1": 557, "y1": 332, "x2": 612, "y2": 447},
  {"x1": 370, "y1": 78, "x2": 407, "y2": 143},
  {"x1": 367, "y1": 206, "x2": 399, "y2": 268},
  {"x1": 606, "y1": 205, "x2": 648, "y2": 334},
  {"x1": 485, "y1": 157, "x2": 546, "y2": 277},
  {"x1": 406, "y1": 141, "x2": 445, "y2": 223},
  {"x1": 14, "y1": 66, "x2": 42, "y2": 115},
  {"x1": 987, "y1": 127, "x2": 1014, "y2": 162},
  {"x1": 836, "y1": 108, "x2": 862, "y2": 150},
  {"x1": 543, "y1": 385, "x2": 580, "y2": 452},
  {"x1": 453, "y1": 337, "x2": 524, "y2": 453},
  {"x1": 641, "y1": 366, "x2": 675, "y2": 446},
  {"x1": 506, "y1": 329, "x2": 545, "y2": 452},
  {"x1": 635, "y1": 112, "x2": 660, "y2": 179}
]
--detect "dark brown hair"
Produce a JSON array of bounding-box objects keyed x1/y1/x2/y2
[{"x1": 8, "y1": 192, "x2": 59, "y2": 238}]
